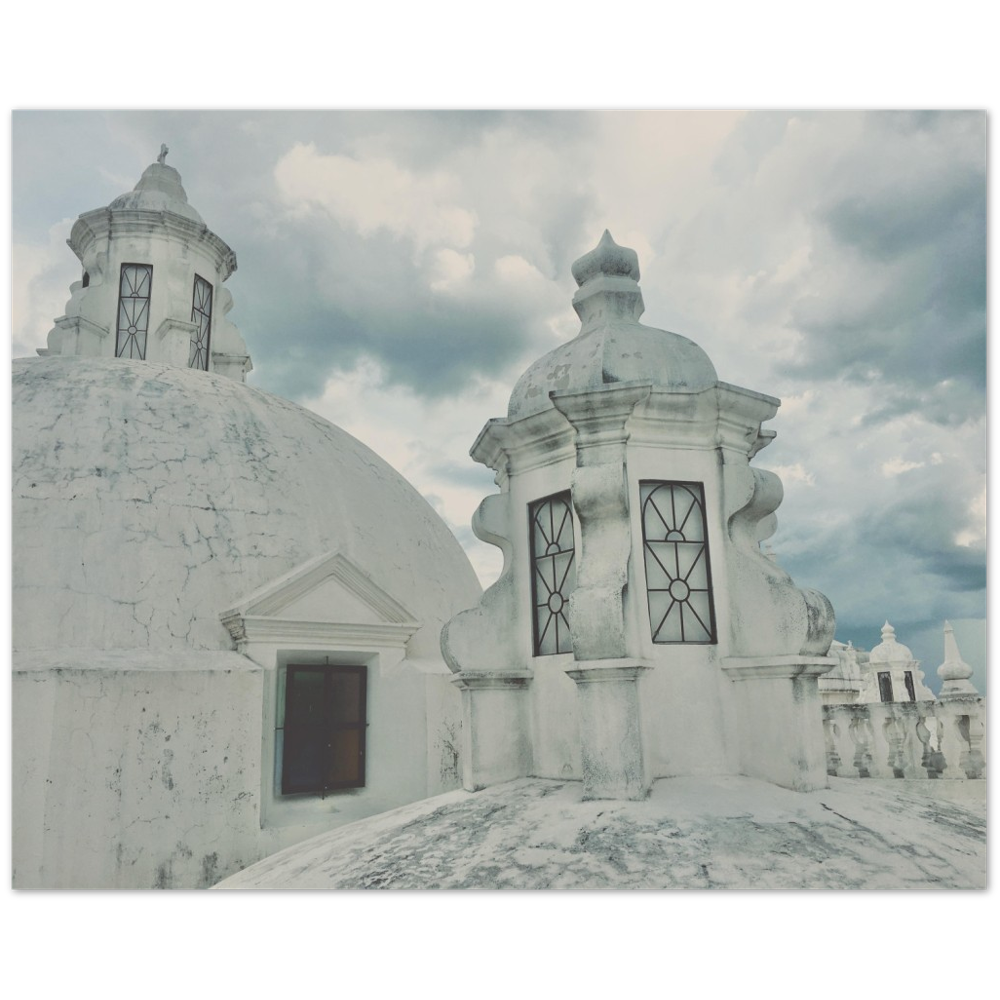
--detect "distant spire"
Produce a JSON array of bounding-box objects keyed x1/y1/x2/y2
[
  {"x1": 157, "y1": 143, "x2": 169, "y2": 165},
  {"x1": 937, "y1": 621, "x2": 979, "y2": 700}
]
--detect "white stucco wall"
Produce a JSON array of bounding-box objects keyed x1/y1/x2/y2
[
  {"x1": 12, "y1": 357, "x2": 481, "y2": 887},
  {"x1": 13, "y1": 650, "x2": 263, "y2": 889}
]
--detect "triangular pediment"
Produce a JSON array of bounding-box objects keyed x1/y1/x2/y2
[{"x1": 221, "y1": 551, "x2": 418, "y2": 628}]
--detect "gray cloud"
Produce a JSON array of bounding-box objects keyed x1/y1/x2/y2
[
  {"x1": 777, "y1": 111, "x2": 985, "y2": 422},
  {"x1": 12, "y1": 110, "x2": 985, "y2": 675}
]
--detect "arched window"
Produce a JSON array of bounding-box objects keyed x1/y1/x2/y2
[
  {"x1": 529, "y1": 491, "x2": 576, "y2": 655},
  {"x1": 115, "y1": 263, "x2": 153, "y2": 359},
  {"x1": 189, "y1": 274, "x2": 213, "y2": 370},
  {"x1": 640, "y1": 481, "x2": 716, "y2": 644}
]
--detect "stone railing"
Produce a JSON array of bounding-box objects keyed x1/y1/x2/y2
[{"x1": 822, "y1": 699, "x2": 986, "y2": 780}]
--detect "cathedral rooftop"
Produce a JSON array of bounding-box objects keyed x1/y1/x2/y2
[{"x1": 216, "y1": 774, "x2": 985, "y2": 889}]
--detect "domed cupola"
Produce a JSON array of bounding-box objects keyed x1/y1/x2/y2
[
  {"x1": 862, "y1": 621, "x2": 934, "y2": 702},
  {"x1": 869, "y1": 621, "x2": 914, "y2": 664},
  {"x1": 507, "y1": 231, "x2": 717, "y2": 420},
  {"x1": 106, "y1": 158, "x2": 205, "y2": 224},
  {"x1": 444, "y1": 231, "x2": 836, "y2": 803},
  {"x1": 39, "y1": 145, "x2": 252, "y2": 381}
]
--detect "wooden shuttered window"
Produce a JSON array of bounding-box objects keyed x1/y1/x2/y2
[
  {"x1": 877, "y1": 671, "x2": 894, "y2": 703},
  {"x1": 280, "y1": 665, "x2": 367, "y2": 794}
]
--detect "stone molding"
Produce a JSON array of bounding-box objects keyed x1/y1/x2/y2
[
  {"x1": 222, "y1": 550, "x2": 417, "y2": 624},
  {"x1": 565, "y1": 663, "x2": 651, "y2": 684},
  {"x1": 450, "y1": 671, "x2": 532, "y2": 691},
  {"x1": 70, "y1": 208, "x2": 237, "y2": 279},
  {"x1": 722, "y1": 655, "x2": 835, "y2": 680},
  {"x1": 224, "y1": 616, "x2": 418, "y2": 650},
  {"x1": 220, "y1": 550, "x2": 421, "y2": 652}
]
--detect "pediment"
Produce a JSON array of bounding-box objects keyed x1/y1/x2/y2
[{"x1": 220, "y1": 551, "x2": 420, "y2": 648}]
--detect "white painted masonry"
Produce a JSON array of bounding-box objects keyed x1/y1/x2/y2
[
  {"x1": 443, "y1": 231, "x2": 837, "y2": 799},
  {"x1": 38, "y1": 152, "x2": 252, "y2": 380},
  {"x1": 11, "y1": 156, "x2": 482, "y2": 887}
]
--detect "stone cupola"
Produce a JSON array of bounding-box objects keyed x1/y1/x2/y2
[
  {"x1": 39, "y1": 146, "x2": 252, "y2": 381},
  {"x1": 862, "y1": 621, "x2": 934, "y2": 702},
  {"x1": 442, "y1": 231, "x2": 837, "y2": 799}
]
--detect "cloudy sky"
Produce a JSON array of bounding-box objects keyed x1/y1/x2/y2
[{"x1": 11, "y1": 109, "x2": 986, "y2": 691}]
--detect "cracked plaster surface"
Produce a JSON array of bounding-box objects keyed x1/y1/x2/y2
[
  {"x1": 216, "y1": 775, "x2": 985, "y2": 889},
  {"x1": 13, "y1": 650, "x2": 262, "y2": 888},
  {"x1": 12, "y1": 357, "x2": 480, "y2": 655}
]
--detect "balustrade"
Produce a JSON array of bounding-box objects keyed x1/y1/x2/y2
[{"x1": 823, "y1": 699, "x2": 986, "y2": 780}]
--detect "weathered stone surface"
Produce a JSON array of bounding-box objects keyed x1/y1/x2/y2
[
  {"x1": 12, "y1": 355, "x2": 482, "y2": 887},
  {"x1": 217, "y1": 775, "x2": 985, "y2": 890},
  {"x1": 43, "y1": 157, "x2": 250, "y2": 379},
  {"x1": 13, "y1": 357, "x2": 479, "y2": 657},
  {"x1": 442, "y1": 232, "x2": 836, "y2": 797}
]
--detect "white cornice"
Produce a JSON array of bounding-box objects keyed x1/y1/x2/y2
[
  {"x1": 722, "y1": 655, "x2": 835, "y2": 680},
  {"x1": 70, "y1": 208, "x2": 237, "y2": 280},
  {"x1": 222, "y1": 550, "x2": 417, "y2": 624},
  {"x1": 222, "y1": 616, "x2": 419, "y2": 650},
  {"x1": 219, "y1": 550, "x2": 422, "y2": 654}
]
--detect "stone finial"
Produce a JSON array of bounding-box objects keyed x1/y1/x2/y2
[
  {"x1": 937, "y1": 621, "x2": 979, "y2": 700},
  {"x1": 570, "y1": 231, "x2": 645, "y2": 326},
  {"x1": 869, "y1": 620, "x2": 915, "y2": 664},
  {"x1": 158, "y1": 143, "x2": 169, "y2": 165},
  {"x1": 571, "y1": 230, "x2": 640, "y2": 286}
]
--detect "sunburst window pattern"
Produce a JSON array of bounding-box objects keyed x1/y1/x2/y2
[
  {"x1": 189, "y1": 275, "x2": 213, "y2": 370},
  {"x1": 115, "y1": 264, "x2": 153, "y2": 359},
  {"x1": 529, "y1": 491, "x2": 577, "y2": 656},
  {"x1": 640, "y1": 481, "x2": 716, "y2": 644}
]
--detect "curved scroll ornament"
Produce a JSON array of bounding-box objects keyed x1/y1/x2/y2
[
  {"x1": 724, "y1": 465, "x2": 835, "y2": 657},
  {"x1": 440, "y1": 492, "x2": 520, "y2": 675},
  {"x1": 211, "y1": 287, "x2": 252, "y2": 361}
]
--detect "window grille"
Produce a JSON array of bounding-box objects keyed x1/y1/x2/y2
[
  {"x1": 280, "y1": 665, "x2": 366, "y2": 794},
  {"x1": 529, "y1": 491, "x2": 576, "y2": 656},
  {"x1": 115, "y1": 264, "x2": 153, "y2": 359},
  {"x1": 877, "y1": 671, "x2": 894, "y2": 703},
  {"x1": 189, "y1": 274, "x2": 213, "y2": 370},
  {"x1": 640, "y1": 481, "x2": 717, "y2": 644},
  {"x1": 904, "y1": 671, "x2": 916, "y2": 702}
]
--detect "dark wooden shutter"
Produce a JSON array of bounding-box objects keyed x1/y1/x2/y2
[
  {"x1": 877, "y1": 671, "x2": 894, "y2": 703},
  {"x1": 281, "y1": 665, "x2": 366, "y2": 794}
]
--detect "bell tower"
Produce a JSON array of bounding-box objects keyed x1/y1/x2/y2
[
  {"x1": 39, "y1": 146, "x2": 252, "y2": 381},
  {"x1": 442, "y1": 231, "x2": 837, "y2": 799}
]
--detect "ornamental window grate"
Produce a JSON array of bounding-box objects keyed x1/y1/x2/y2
[
  {"x1": 115, "y1": 264, "x2": 153, "y2": 359},
  {"x1": 189, "y1": 274, "x2": 213, "y2": 370},
  {"x1": 529, "y1": 491, "x2": 577, "y2": 656},
  {"x1": 640, "y1": 481, "x2": 717, "y2": 644}
]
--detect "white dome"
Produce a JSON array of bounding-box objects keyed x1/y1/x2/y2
[
  {"x1": 507, "y1": 231, "x2": 718, "y2": 420},
  {"x1": 868, "y1": 621, "x2": 915, "y2": 664},
  {"x1": 12, "y1": 357, "x2": 480, "y2": 656},
  {"x1": 107, "y1": 161, "x2": 204, "y2": 224}
]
